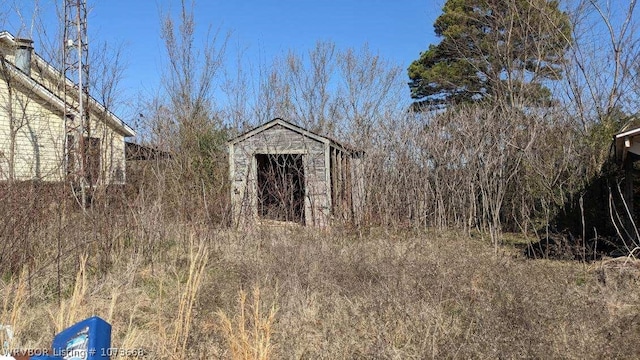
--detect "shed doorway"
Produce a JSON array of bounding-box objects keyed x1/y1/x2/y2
[{"x1": 256, "y1": 153, "x2": 305, "y2": 224}]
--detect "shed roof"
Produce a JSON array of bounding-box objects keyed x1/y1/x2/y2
[
  {"x1": 126, "y1": 142, "x2": 172, "y2": 161},
  {"x1": 228, "y1": 118, "x2": 360, "y2": 155}
]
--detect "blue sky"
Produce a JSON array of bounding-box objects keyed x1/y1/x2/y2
[
  {"x1": 97, "y1": 0, "x2": 438, "y2": 100},
  {"x1": 5, "y1": 0, "x2": 439, "y2": 111}
]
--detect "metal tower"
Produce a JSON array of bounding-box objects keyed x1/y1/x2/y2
[{"x1": 63, "y1": 0, "x2": 90, "y2": 207}]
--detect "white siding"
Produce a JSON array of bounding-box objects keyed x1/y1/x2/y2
[
  {"x1": 0, "y1": 77, "x2": 65, "y2": 181},
  {"x1": 0, "y1": 69, "x2": 128, "y2": 184}
]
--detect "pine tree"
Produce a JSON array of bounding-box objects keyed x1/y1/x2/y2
[{"x1": 408, "y1": 0, "x2": 572, "y2": 109}]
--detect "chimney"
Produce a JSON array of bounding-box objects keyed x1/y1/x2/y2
[{"x1": 14, "y1": 38, "x2": 33, "y2": 76}]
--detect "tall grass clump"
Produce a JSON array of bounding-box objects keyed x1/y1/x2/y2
[
  {"x1": 0, "y1": 270, "x2": 28, "y2": 351},
  {"x1": 51, "y1": 255, "x2": 89, "y2": 333},
  {"x1": 217, "y1": 286, "x2": 278, "y2": 360},
  {"x1": 170, "y1": 238, "x2": 209, "y2": 355}
]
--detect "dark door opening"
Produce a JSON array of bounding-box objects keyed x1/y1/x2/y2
[{"x1": 256, "y1": 153, "x2": 305, "y2": 224}]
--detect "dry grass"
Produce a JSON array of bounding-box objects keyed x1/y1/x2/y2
[
  {"x1": 1, "y1": 217, "x2": 639, "y2": 359},
  {"x1": 170, "y1": 236, "x2": 209, "y2": 356},
  {"x1": 217, "y1": 286, "x2": 277, "y2": 360},
  {"x1": 1, "y1": 269, "x2": 27, "y2": 352},
  {"x1": 50, "y1": 254, "x2": 89, "y2": 333}
]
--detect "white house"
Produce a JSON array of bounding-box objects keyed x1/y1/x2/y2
[{"x1": 0, "y1": 31, "x2": 135, "y2": 185}]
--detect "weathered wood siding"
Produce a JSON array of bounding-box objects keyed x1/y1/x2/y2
[
  {"x1": 350, "y1": 154, "x2": 365, "y2": 225},
  {"x1": 230, "y1": 124, "x2": 330, "y2": 226}
]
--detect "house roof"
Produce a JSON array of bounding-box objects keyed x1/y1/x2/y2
[
  {"x1": 615, "y1": 126, "x2": 640, "y2": 140},
  {"x1": 228, "y1": 118, "x2": 361, "y2": 155},
  {"x1": 0, "y1": 31, "x2": 135, "y2": 137},
  {"x1": 614, "y1": 124, "x2": 640, "y2": 163}
]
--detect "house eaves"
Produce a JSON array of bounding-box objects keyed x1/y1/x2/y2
[
  {"x1": 0, "y1": 30, "x2": 136, "y2": 137},
  {"x1": 3, "y1": 61, "x2": 69, "y2": 116},
  {"x1": 614, "y1": 122, "x2": 640, "y2": 163}
]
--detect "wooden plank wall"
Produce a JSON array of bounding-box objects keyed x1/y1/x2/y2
[
  {"x1": 230, "y1": 124, "x2": 330, "y2": 227},
  {"x1": 229, "y1": 123, "x2": 366, "y2": 227},
  {"x1": 330, "y1": 146, "x2": 365, "y2": 226}
]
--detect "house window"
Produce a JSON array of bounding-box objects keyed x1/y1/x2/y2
[
  {"x1": 84, "y1": 137, "x2": 101, "y2": 186},
  {"x1": 113, "y1": 165, "x2": 124, "y2": 184},
  {"x1": 65, "y1": 135, "x2": 101, "y2": 185}
]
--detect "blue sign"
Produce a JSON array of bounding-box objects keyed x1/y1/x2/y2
[{"x1": 32, "y1": 317, "x2": 111, "y2": 360}]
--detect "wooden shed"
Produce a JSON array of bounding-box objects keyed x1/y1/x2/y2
[{"x1": 228, "y1": 118, "x2": 364, "y2": 227}]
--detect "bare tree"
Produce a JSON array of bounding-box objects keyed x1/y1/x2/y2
[
  {"x1": 561, "y1": 0, "x2": 640, "y2": 169},
  {"x1": 134, "y1": 0, "x2": 231, "y2": 226},
  {"x1": 159, "y1": 0, "x2": 227, "y2": 151}
]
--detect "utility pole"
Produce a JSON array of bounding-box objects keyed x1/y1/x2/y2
[{"x1": 63, "y1": 0, "x2": 90, "y2": 208}]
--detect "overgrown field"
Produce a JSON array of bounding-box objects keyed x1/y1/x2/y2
[{"x1": 2, "y1": 220, "x2": 639, "y2": 359}]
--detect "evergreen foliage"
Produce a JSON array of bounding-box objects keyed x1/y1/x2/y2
[{"x1": 408, "y1": 0, "x2": 572, "y2": 109}]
